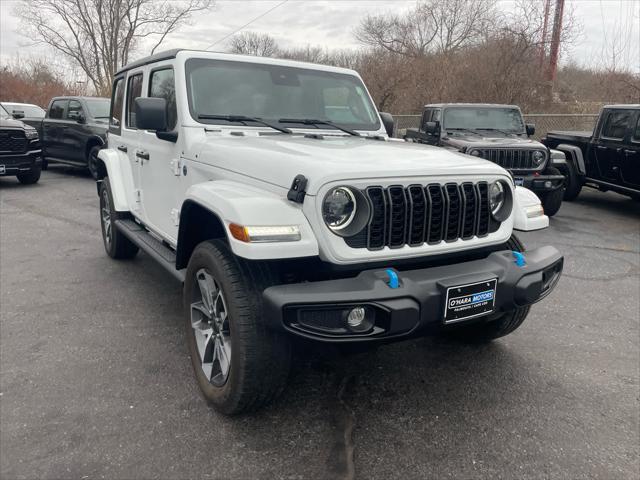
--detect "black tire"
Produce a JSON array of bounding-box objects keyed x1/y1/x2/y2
[
  {"x1": 444, "y1": 234, "x2": 531, "y2": 343},
  {"x1": 16, "y1": 166, "x2": 41, "y2": 185},
  {"x1": 41, "y1": 159, "x2": 48, "y2": 171},
  {"x1": 99, "y1": 178, "x2": 138, "y2": 259},
  {"x1": 87, "y1": 145, "x2": 101, "y2": 180},
  {"x1": 184, "y1": 240, "x2": 291, "y2": 415},
  {"x1": 562, "y1": 161, "x2": 582, "y2": 201},
  {"x1": 538, "y1": 167, "x2": 564, "y2": 216}
]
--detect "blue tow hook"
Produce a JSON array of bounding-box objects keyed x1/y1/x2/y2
[
  {"x1": 512, "y1": 251, "x2": 526, "y2": 267},
  {"x1": 386, "y1": 269, "x2": 400, "y2": 289}
]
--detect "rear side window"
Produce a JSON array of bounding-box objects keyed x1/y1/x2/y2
[
  {"x1": 126, "y1": 73, "x2": 143, "y2": 129},
  {"x1": 601, "y1": 110, "x2": 632, "y2": 139},
  {"x1": 110, "y1": 77, "x2": 125, "y2": 133},
  {"x1": 633, "y1": 115, "x2": 640, "y2": 142},
  {"x1": 149, "y1": 68, "x2": 177, "y2": 130},
  {"x1": 49, "y1": 100, "x2": 67, "y2": 119},
  {"x1": 66, "y1": 100, "x2": 83, "y2": 121}
]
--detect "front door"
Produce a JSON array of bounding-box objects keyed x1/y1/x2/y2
[
  {"x1": 62, "y1": 99, "x2": 87, "y2": 163},
  {"x1": 595, "y1": 109, "x2": 632, "y2": 183},
  {"x1": 42, "y1": 99, "x2": 68, "y2": 159},
  {"x1": 137, "y1": 66, "x2": 183, "y2": 243},
  {"x1": 121, "y1": 70, "x2": 145, "y2": 215}
]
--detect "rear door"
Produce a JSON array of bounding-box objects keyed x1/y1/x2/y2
[
  {"x1": 594, "y1": 108, "x2": 633, "y2": 183},
  {"x1": 620, "y1": 110, "x2": 640, "y2": 189},
  {"x1": 43, "y1": 99, "x2": 68, "y2": 159}
]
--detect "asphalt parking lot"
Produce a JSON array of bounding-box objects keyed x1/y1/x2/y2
[{"x1": 1, "y1": 167, "x2": 639, "y2": 480}]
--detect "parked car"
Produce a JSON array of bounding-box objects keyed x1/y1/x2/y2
[
  {"x1": 0, "y1": 104, "x2": 42, "y2": 184},
  {"x1": 21, "y1": 96, "x2": 109, "y2": 178},
  {"x1": 0, "y1": 102, "x2": 46, "y2": 119},
  {"x1": 542, "y1": 104, "x2": 640, "y2": 200},
  {"x1": 96, "y1": 49, "x2": 563, "y2": 415},
  {"x1": 405, "y1": 103, "x2": 566, "y2": 216}
]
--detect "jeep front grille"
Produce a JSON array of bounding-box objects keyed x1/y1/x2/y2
[
  {"x1": 0, "y1": 130, "x2": 27, "y2": 154},
  {"x1": 475, "y1": 149, "x2": 539, "y2": 170},
  {"x1": 345, "y1": 182, "x2": 491, "y2": 250}
]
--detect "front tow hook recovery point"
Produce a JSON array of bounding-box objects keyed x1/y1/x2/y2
[
  {"x1": 512, "y1": 251, "x2": 526, "y2": 267},
  {"x1": 385, "y1": 269, "x2": 400, "y2": 289}
]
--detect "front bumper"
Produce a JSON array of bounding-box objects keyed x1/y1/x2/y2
[
  {"x1": 513, "y1": 172, "x2": 564, "y2": 192},
  {"x1": 0, "y1": 150, "x2": 42, "y2": 176},
  {"x1": 263, "y1": 246, "x2": 563, "y2": 342}
]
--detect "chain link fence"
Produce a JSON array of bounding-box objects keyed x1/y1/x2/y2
[{"x1": 392, "y1": 114, "x2": 599, "y2": 140}]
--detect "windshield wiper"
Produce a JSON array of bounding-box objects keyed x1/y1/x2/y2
[
  {"x1": 278, "y1": 118, "x2": 360, "y2": 136},
  {"x1": 197, "y1": 114, "x2": 292, "y2": 134},
  {"x1": 477, "y1": 128, "x2": 517, "y2": 136},
  {"x1": 446, "y1": 127, "x2": 480, "y2": 135}
]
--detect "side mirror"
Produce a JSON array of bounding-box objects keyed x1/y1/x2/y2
[
  {"x1": 77, "y1": 112, "x2": 86, "y2": 124},
  {"x1": 424, "y1": 121, "x2": 439, "y2": 135},
  {"x1": 379, "y1": 112, "x2": 395, "y2": 137},
  {"x1": 135, "y1": 97, "x2": 167, "y2": 131},
  {"x1": 526, "y1": 123, "x2": 535, "y2": 136},
  {"x1": 12, "y1": 111, "x2": 25, "y2": 119}
]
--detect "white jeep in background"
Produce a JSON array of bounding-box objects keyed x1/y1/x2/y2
[{"x1": 96, "y1": 49, "x2": 563, "y2": 415}]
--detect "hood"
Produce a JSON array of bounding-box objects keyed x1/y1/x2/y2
[
  {"x1": 445, "y1": 135, "x2": 545, "y2": 150},
  {"x1": 195, "y1": 133, "x2": 509, "y2": 195},
  {"x1": 0, "y1": 118, "x2": 28, "y2": 129}
]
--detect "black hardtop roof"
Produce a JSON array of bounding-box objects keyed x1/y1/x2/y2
[
  {"x1": 50, "y1": 96, "x2": 109, "y2": 101},
  {"x1": 115, "y1": 49, "x2": 184, "y2": 76},
  {"x1": 603, "y1": 104, "x2": 640, "y2": 110},
  {"x1": 425, "y1": 103, "x2": 520, "y2": 109}
]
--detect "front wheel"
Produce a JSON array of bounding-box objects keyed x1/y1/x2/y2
[
  {"x1": 16, "y1": 166, "x2": 41, "y2": 185},
  {"x1": 539, "y1": 167, "x2": 564, "y2": 217},
  {"x1": 562, "y1": 161, "x2": 583, "y2": 201},
  {"x1": 184, "y1": 240, "x2": 291, "y2": 415},
  {"x1": 87, "y1": 146, "x2": 101, "y2": 180},
  {"x1": 444, "y1": 234, "x2": 530, "y2": 343}
]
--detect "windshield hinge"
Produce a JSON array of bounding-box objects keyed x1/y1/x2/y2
[{"x1": 287, "y1": 174, "x2": 308, "y2": 204}]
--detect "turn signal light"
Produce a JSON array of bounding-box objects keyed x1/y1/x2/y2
[{"x1": 228, "y1": 224, "x2": 301, "y2": 243}]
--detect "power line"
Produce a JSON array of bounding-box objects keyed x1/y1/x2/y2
[{"x1": 205, "y1": 0, "x2": 289, "y2": 51}]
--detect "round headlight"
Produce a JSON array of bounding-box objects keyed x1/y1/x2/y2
[
  {"x1": 532, "y1": 150, "x2": 545, "y2": 166},
  {"x1": 489, "y1": 181, "x2": 505, "y2": 216},
  {"x1": 468, "y1": 149, "x2": 481, "y2": 157},
  {"x1": 323, "y1": 187, "x2": 356, "y2": 230}
]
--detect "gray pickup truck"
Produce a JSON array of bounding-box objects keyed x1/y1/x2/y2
[{"x1": 22, "y1": 96, "x2": 110, "y2": 178}]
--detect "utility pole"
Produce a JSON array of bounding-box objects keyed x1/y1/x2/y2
[
  {"x1": 539, "y1": 0, "x2": 552, "y2": 68},
  {"x1": 546, "y1": 0, "x2": 564, "y2": 83}
]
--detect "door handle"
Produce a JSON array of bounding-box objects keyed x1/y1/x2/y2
[
  {"x1": 136, "y1": 150, "x2": 150, "y2": 160},
  {"x1": 623, "y1": 149, "x2": 637, "y2": 155},
  {"x1": 117, "y1": 145, "x2": 128, "y2": 152},
  {"x1": 596, "y1": 145, "x2": 607, "y2": 150}
]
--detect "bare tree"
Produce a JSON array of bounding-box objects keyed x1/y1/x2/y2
[
  {"x1": 14, "y1": 0, "x2": 213, "y2": 96},
  {"x1": 229, "y1": 32, "x2": 279, "y2": 57}
]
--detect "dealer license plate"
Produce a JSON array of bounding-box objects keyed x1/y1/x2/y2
[
  {"x1": 514, "y1": 177, "x2": 524, "y2": 186},
  {"x1": 444, "y1": 279, "x2": 497, "y2": 323},
  {"x1": 0, "y1": 165, "x2": 5, "y2": 174}
]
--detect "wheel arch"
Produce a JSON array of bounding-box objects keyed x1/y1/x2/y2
[
  {"x1": 555, "y1": 144, "x2": 586, "y2": 176},
  {"x1": 176, "y1": 200, "x2": 228, "y2": 270}
]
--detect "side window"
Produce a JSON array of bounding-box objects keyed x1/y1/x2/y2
[
  {"x1": 66, "y1": 100, "x2": 83, "y2": 121},
  {"x1": 149, "y1": 68, "x2": 177, "y2": 130},
  {"x1": 49, "y1": 100, "x2": 67, "y2": 119},
  {"x1": 632, "y1": 115, "x2": 640, "y2": 142},
  {"x1": 432, "y1": 109, "x2": 441, "y2": 123},
  {"x1": 126, "y1": 73, "x2": 143, "y2": 129},
  {"x1": 421, "y1": 109, "x2": 432, "y2": 129},
  {"x1": 110, "y1": 77, "x2": 125, "y2": 133},
  {"x1": 601, "y1": 110, "x2": 631, "y2": 140}
]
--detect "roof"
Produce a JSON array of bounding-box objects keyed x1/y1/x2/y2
[
  {"x1": 603, "y1": 104, "x2": 640, "y2": 109},
  {"x1": 0, "y1": 102, "x2": 43, "y2": 108},
  {"x1": 425, "y1": 103, "x2": 520, "y2": 109},
  {"x1": 115, "y1": 48, "x2": 359, "y2": 77},
  {"x1": 49, "y1": 96, "x2": 109, "y2": 101}
]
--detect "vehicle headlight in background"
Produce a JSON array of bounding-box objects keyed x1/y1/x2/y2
[
  {"x1": 24, "y1": 129, "x2": 38, "y2": 140},
  {"x1": 468, "y1": 149, "x2": 481, "y2": 157},
  {"x1": 532, "y1": 150, "x2": 546, "y2": 166},
  {"x1": 323, "y1": 187, "x2": 356, "y2": 231}
]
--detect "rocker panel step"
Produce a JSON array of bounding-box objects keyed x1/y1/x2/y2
[{"x1": 114, "y1": 219, "x2": 185, "y2": 283}]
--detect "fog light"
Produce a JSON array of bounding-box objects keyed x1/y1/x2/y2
[
  {"x1": 544, "y1": 181, "x2": 552, "y2": 188},
  {"x1": 346, "y1": 306, "x2": 374, "y2": 333}
]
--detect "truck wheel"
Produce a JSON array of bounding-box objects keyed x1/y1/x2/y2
[
  {"x1": 16, "y1": 166, "x2": 41, "y2": 185},
  {"x1": 538, "y1": 167, "x2": 564, "y2": 217},
  {"x1": 87, "y1": 146, "x2": 101, "y2": 180},
  {"x1": 99, "y1": 178, "x2": 138, "y2": 259},
  {"x1": 445, "y1": 234, "x2": 531, "y2": 343},
  {"x1": 562, "y1": 161, "x2": 582, "y2": 201},
  {"x1": 184, "y1": 240, "x2": 291, "y2": 415}
]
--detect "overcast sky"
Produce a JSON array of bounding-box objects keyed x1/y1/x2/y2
[{"x1": 1, "y1": 0, "x2": 639, "y2": 73}]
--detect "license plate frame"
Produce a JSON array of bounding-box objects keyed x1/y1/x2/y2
[
  {"x1": 514, "y1": 177, "x2": 524, "y2": 186},
  {"x1": 444, "y1": 279, "x2": 497, "y2": 324}
]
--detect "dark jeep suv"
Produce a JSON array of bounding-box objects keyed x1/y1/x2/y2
[
  {"x1": 0, "y1": 104, "x2": 42, "y2": 184},
  {"x1": 405, "y1": 103, "x2": 566, "y2": 216}
]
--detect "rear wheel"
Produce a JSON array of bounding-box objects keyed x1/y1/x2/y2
[
  {"x1": 99, "y1": 178, "x2": 138, "y2": 259},
  {"x1": 87, "y1": 145, "x2": 101, "y2": 180},
  {"x1": 184, "y1": 240, "x2": 291, "y2": 415},
  {"x1": 444, "y1": 234, "x2": 531, "y2": 343},
  {"x1": 16, "y1": 166, "x2": 41, "y2": 185}
]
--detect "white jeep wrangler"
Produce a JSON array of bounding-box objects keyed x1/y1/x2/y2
[{"x1": 97, "y1": 49, "x2": 563, "y2": 415}]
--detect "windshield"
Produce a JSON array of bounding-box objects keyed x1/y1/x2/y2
[
  {"x1": 186, "y1": 58, "x2": 380, "y2": 131},
  {"x1": 84, "y1": 98, "x2": 110, "y2": 118},
  {"x1": 1, "y1": 103, "x2": 46, "y2": 118},
  {"x1": 443, "y1": 107, "x2": 525, "y2": 133}
]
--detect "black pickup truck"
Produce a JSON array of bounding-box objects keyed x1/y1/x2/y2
[
  {"x1": 22, "y1": 96, "x2": 110, "y2": 179},
  {"x1": 0, "y1": 104, "x2": 42, "y2": 184},
  {"x1": 542, "y1": 105, "x2": 640, "y2": 200},
  {"x1": 405, "y1": 103, "x2": 566, "y2": 216}
]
